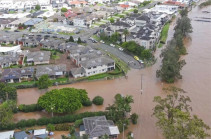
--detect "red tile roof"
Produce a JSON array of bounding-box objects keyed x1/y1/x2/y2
[
  {"x1": 64, "y1": 9, "x2": 77, "y2": 18},
  {"x1": 120, "y1": 4, "x2": 130, "y2": 8}
]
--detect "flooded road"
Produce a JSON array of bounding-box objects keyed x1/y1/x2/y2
[{"x1": 16, "y1": 6, "x2": 211, "y2": 139}]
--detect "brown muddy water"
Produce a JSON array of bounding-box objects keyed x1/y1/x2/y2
[{"x1": 15, "y1": 6, "x2": 211, "y2": 139}]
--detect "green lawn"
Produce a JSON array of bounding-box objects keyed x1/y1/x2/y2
[
  {"x1": 58, "y1": 32, "x2": 75, "y2": 36},
  {"x1": 160, "y1": 23, "x2": 170, "y2": 43}
]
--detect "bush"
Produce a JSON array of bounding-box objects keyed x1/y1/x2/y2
[
  {"x1": 18, "y1": 104, "x2": 43, "y2": 112},
  {"x1": 130, "y1": 113, "x2": 138, "y2": 124},
  {"x1": 92, "y1": 96, "x2": 104, "y2": 105},
  {"x1": 55, "y1": 123, "x2": 70, "y2": 131},
  {"x1": 0, "y1": 111, "x2": 106, "y2": 130},
  {"x1": 82, "y1": 99, "x2": 92, "y2": 106},
  {"x1": 47, "y1": 124, "x2": 55, "y2": 131},
  {"x1": 74, "y1": 119, "x2": 83, "y2": 128}
]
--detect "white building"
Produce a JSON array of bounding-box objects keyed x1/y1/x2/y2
[
  {"x1": 87, "y1": 0, "x2": 111, "y2": 4},
  {"x1": 0, "y1": 131, "x2": 14, "y2": 139},
  {"x1": 73, "y1": 18, "x2": 87, "y2": 28},
  {"x1": 151, "y1": 5, "x2": 178, "y2": 14}
]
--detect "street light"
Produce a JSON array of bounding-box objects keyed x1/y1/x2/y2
[{"x1": 123, "y1": 123, "x2": 126, "y2": 139}]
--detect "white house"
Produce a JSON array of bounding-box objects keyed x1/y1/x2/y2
[
  {"x1": 151, "y1": 5, "x2": 179, "y2": 14},
  {"x1": 73, "y1": 18, "x2": 87, "y2": 28},
  {"x1": 0, "y1": 131, "x2": 14, "y2": 139}
]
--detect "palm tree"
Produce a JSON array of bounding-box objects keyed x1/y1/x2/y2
[{"x1": 123, "y1": 29, "x2": 129, "y2": 42}]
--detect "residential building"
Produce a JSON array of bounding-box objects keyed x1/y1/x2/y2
[
  {"x1": 0, "y1": 54, "x2": 19, "y2": 68},
  {"x1": 35, "y1": 64, "x2": 66, "y2": 79},
  {"x1": 82, "y1": 116, "x2": 120, "y2": 138},
  {"x1": 0, "y1": 131, "x2": 14, "y2": 139},
  {"x1": 25, "y1": 51, "x2": 51, "y2": 65},
  {"x1": 0, "y1": 67, "x2": 34, "y2": 83}
]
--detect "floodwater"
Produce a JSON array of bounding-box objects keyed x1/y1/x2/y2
[{"x1": 15, "y1": 5, "x2": 211, "y2": 139}]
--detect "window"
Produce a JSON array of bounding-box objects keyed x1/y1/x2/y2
[
  {"x1": 93, "y1": 66, "x2": 96, "y2": 68},
  {"x1": 88, "y1": 67, "x2": 91, "y2": 69}
]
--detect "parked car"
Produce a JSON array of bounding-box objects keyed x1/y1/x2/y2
[
  {"x1": 81, "y1": 40, "x2": 87, "y2": 43},
  {"x1": 14, "y1": 30, "x2": 19, "y2": 32},
  {"x1": 92, "y1": 40, "x2": 97, "y2": 43},
  {"x1": 134, "y1": 56, "x2": 139, "y2": 61},
  {"x1": 110, "y1": 44, "x2": 115, "y2": 47},
  {"x1": 52, "y1": 36, "x2": 57, "y2": 38},
  {"x1": 100, "y1": 40, "x2": 105, "y2": 44},
  {"x1": 119, "y1": 47, "x2": 124, "y2": 51},
  {"x1": 138, "y1": 60, "x2": 144, "y2": 64}
]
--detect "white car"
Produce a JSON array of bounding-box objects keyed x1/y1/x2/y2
[
  {"x1": 110, "y1": 44, "x2": 115, "y2": 47},
  {"x1": 100, "y1": 40, "x2": 105, "y2": 43},
  {"x1": 119, "y1": 47, "x2": 124, "y2": 51},
  {"x1": 138, "y1": 60, "x2": 144, "y2": 64}
]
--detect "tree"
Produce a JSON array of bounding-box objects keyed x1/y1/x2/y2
[
  {"x1": 38, "y1": 88, "x2": 89, "y2": 113},
  {"x1": 127, "y1": 131, "x2": 134, "y2": 139},
  {"x1": 111, "y1": 32, "x2": 121, "y2": 43},
  {"x1": 92, "y1": 96, "x2": 104, "y2": 105},
  {"x1": 100, "y1": 134, "x2": 109, "y2": 139},
  {"x1": 180, "y1": 8, "x2": 188, "y2": 17},
  {"x1": 130, "y1": 113, "x2": 138, "y2": 124},
  {"x1": 69, "y1": 126, "x2": 75, "y2": 135},
  {"x1": 53, "y1": 18, "x2": 58, "y2": 22},
  {"x1": 0, "y1": 83, "x2": 17, "y2": 102},
  {"x1": 174, "y1": 16, "x2": 192, "y2": 37},
  {"x1": 37, "y1": 74, "x2": 52, "y2": 89},
  {"x1": 133, "y1": 9, "x2": 138, "y2": 13},
  {"x1": 69, "y1": 36, "x2": 74, "y2": 42},
  {"x1": 35, "y1": 5, "x2": 41, "y2": 11},
  {"x1": 122, "y1": 41, "x2": 145, "y2": 56},
  {"x1": 0, "y1": 100, "x2": 16, "y2": 128},
  {"x1": 61, "y1": 8, "x2": 68, "y2": 12},
  {"x1": 77, "y1": 37, "x2": 82, "y2": 44},
  {"x1": 153, "y1": 87, "x2": 210, "y2": 139},
  {"x1": 156, "y1": 42, "x2": 186, "y2": 83},
  {"x1": 141, "y1": 49, "x2": 152, "y2": 60},
  {"x1": 110, "y1": 18, "x2": 114, "y2": 23},
  {"x1": 123, "y1": 29, "x2": 129, "y2": 42},
  {"x1": 43, "y1": 16, "x2": 47, "y2": 20},
  {"x1": 47, "y1": 124, "x2": 55, "y2": 131}
]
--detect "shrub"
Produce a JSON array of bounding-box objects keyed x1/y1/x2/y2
[
  {"x1": 47, "y1": 124, "x2": 55, "y2": 131},
  {"x1": 18, "y1": 104, "x2": 43, "y2": 112},
  {"x1": 82, "y1": 99, "x2": 92, "y2": 106},
  {"x1": 74, "y1": 119, "x2": 83, "y2": 128},
  {"x1": 55, "y1": 123, "x2": 70, "y2": 131},
  {"x1": 92, "y1": 96, "x2": 104, "y2": 105},
  {"x1": 130, "y1": 113, "x2": 138, "y2": 124}
]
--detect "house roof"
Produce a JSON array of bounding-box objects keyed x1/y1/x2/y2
[
  {"x1": 64, "y1": 9, "x2": 77, "y2": 18},
  {"x1": 83, "y1": 116, "x2": 119, "y2": 138},
  {"x1": 112, "y1": 21, "x2": 132, "y2": 27},
  {"x1": 36, "y1": 64, "x2": 66, "y2": 78},
  {"x1": 34, "y1": 129, "x2": 46, "y2": 136},
  {"x1": 24, "y1": 18, "x2": 43, "y2": 26},
  {"x1": 120, "y1": 4, "x2": 130, "y2": 8},
  {"x1": 26, "y1": 51, "x2": 51, "y2": 63},
  {"x1": 14, "y1": 131, "x2": 29, "y2": 139},
  {"x1": 80, "y1": 56, "x2": 114, "y2": 69},
  {"x1": 0, "y1": 45, "x2": 21, "y2": 53},
  {"x1": 69, "y1": 0, "x2": 87, "y2": 5},
  {"x1": 70, "y1": 67, "x2": 85, "y2": 76},
  {"x1": 0, "y1": 131, "x2": 14, "y2": 139}
]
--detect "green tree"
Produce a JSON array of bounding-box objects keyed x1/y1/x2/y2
[
  {"x1": 180, "y1": 8, "x2": 188, "y2": 17},
  {"x1": 153, "y1": 87, "x2": 210, "y2": 139},
  {"x1": 130, "y1": 113, "x2": 138, "y2": 124},
  {"x1": 122, "y1": 41, "x2": 145, "y2": 56},
  {"x1": 38, "y1": 88, "x2": 89, "y2": 113},
  {"x1": 110, "y1": 18, "x2": 114, "y2": 23},
  {"x1": 92, "y1": 96, "x2": 104, "y2": 105},
  {"x1": 123, "y1": 29, "x2": 129, "y2": 42},
  {"x1": 156, "y1": 42, "x2": 186, "y2": 83},
  {"x1": 35, "y1": 5, "x2": 41, "y2": 11},
  {"x1": 61, "y1": 8, "x2": 68, "y2": 12},
  {"x1": 0, "y1": 100, "x2": 16, "y2": 127},
  {"x1": 43, "y1": 16, "x2": 47, "y2": 20},
  {"x1": 174, "y1": 16, "x2": 192, "y2": 37},
  {"x1": 69, "y1": 126, "x2": 75, "y2": 135},
  {"x1": 141, "y1": 49, "x2": 152, "y2": 60},
  {"x1": 0, "y1": 83, "x2": 17, "y2": 102},
  {"x1": 37, "y1": 74, "x2": 52, "y2": 89},
  {"x1": 133, "y1": 9, "x2": 138, "y2": 13},
  {"x1": 127, "y1": 131, "x2": 134, "y2": 139},
  {"x1": 100, "y1": 134, "x2": 109, "y2": 139},
  {"x1": 47, "y1": 124, "x2": 55, "y2": 131},
  {"x1": 69, "y1": 36, "x2": 74, "y2": 42},
  {"x1": 77, "y1": 37, "x2": 82, "y2": 44}
]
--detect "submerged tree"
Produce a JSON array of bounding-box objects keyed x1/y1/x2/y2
[{"x1": 153, "y1": 87, "x2": 210, "y2": 139}]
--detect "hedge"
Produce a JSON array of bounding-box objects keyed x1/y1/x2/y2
[
  {"x1": 0, "y1": 111, "x2": 106, "y2": 131},
  {"x1": 92, "y1": 96, "x2": 104, "y2": 105},
  {"x1": 18, "y1": 104, "x2": 43, "y2": 112}
]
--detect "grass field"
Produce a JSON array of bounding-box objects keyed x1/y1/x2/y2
[{"x1": 160, "y1": 23, "x2": 170, "y2": 43}]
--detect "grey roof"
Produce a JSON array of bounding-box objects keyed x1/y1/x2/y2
[
  {"x1": 0, "y1": 54, "x2": 19, "y2": 65},
  {"x1": 70, "y1": 67, "x2": 85, "y2": 76},
  {"x1": 41, "y1": 39, "x2": 63, "y2": 49},
  {"x1": 24, "y1": 18, "x2": 43, "y2": 26},
  {"x1": 83, "y1": 116, "x2": 118, "y2": 137},
  {"x1": 136, "y1": 15, "x2": 150, "y2": 22},
  {"x1": 80, "y1": 56, "x2": 114, "y2": 69},
  {"x1": 31, "y1": 11, "x2": 45, "y2": 18},
  {"x1": 58, "y1": 42, "x2": 78, "y2": 51},
  {"x1": 1, "y1": 67, "x2": 34, "y2": 81},
  {"x1": 69, "y1": 46, "x2": 92, "y2": 56},
  {"x1": 112, "y1": 21, "x2": 132, "y2": 27},
  {"x1": 0, "y1": 18, "x2": 16, "y2": 25},
  {"x1": 26, "y1": 51, "x2": 50, "y2": 63},
  {"x1": 14, "y1": 131, "x2": 29, "y2": 139},
  {"x1": 36, "y1": 64, "x2": 66, "y2": 78}
]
